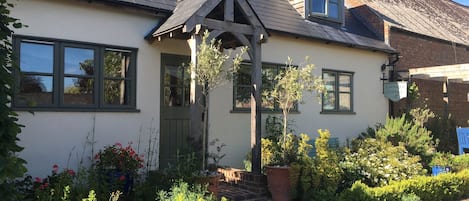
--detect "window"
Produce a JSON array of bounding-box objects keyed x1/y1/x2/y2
[
  {"x1": 308, "y1": 0, "x2": 343, "y2": 21},
  {"x1": 233, "y1": 62, "x2": 297, "y2": 112},
  {"x1": 13, "y1": 36, "x2": 137, "y2": 111},
  {"x1": 322, "y1": 70, "x2": 353, "y2": 113}
]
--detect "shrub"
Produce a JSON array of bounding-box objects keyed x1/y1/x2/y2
[
  {"x1": 452, "y1": 154, "x2": 469, "y2": 172},
  {"x1": 341, "y1": 138, "x2": 425, "y2": 187},
  {"x1": 376, "y1": 115, "x2": 436, "y2": 166},
  {"x1": 299, "y1": 130, "x2": 342, "y2": 200},
  {"x1": 340, "y1": 170, "x2": 469, "y2": 201},
  {"x1": 156, "y1": 181, "x2": 214, "y2": 201}
]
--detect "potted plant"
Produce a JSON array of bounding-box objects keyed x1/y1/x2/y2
[
  {"x1": 194, "y1": 138, "x2": 226, "y2": 196},
  {"x1": 264, "y1": 57, "x2": 324, "y2": 201},
  {"x1": 94, "y1": 142, "x2": 144, "y2": 193}
]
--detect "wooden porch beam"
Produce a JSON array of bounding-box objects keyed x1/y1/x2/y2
[
  {"x1": 204, "y1": 18, "x2": 255, "y2": 35},
  {"x1": 188, "y1": 34, "x2": 204, "y2": 166},
  {"x1": 225, "y1": 0, "x2": 234, "y2": 22},
  {"x1": 250, "y1": 29, "x2": 262, "y2": 175}
]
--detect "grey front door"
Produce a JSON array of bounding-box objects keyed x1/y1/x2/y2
[{"x1": 160, "y1": 53, "x2": 191, "y2": 169}]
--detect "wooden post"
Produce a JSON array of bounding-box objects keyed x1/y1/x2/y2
[
  {"x1": 188, "y1": 31, "x2": 203, "y2": 167},
  {"x1": 251, "y1": 30, "x2": 262, "y2": 175}
]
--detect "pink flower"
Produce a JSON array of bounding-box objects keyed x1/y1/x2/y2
[
  {"x1": 43, "y1": 183, "x2": 49, "y2": 188},
  {"x1": 115, "y1": 142, "x2": 122, "y2": 148},
  {"x1": 94, "y1": 154, "x2": 100, "y2": 160},
  {"x1": 52, "y1": 164, "x2": 59, "y2": 174},
  {"x1": 34, "y1": 177, "x2": 42, "y2": 183},
  {"x1": 67, "y1": 169, "x2": 76, "y2": 176},
  {"x1": 119, "y1": 175, "x2": 126, "y2": 181}
]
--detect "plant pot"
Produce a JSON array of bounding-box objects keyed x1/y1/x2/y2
[
  {"x1": 195, "y1": 173, "x2": 222, "y2": 197},
  {"x1": 105, "y1": 170, "x2": 134, "y2": 194},
  {"x1": 266, "y1": 166, "x2": 291, "y2": 201},
  {"x1": 431, "y1": 166, "x2": 451, "y2": 176}
]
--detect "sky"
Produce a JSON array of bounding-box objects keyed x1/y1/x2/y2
[{"x1": 453, "y1": 0, "x2": 469, "y2": 6}]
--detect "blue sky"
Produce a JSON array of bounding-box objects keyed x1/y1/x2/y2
[{"x1": 453, "y1": 0, "x2": 469, "y2": 6}]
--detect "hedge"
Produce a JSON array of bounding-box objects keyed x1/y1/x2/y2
[{"x1": 340, "y1": 170, "x2": 469, "y2": 201}]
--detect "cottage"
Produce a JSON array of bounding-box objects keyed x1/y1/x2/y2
[{"x1": 10, "y1": 0, "x2": 395, "y2": 177}]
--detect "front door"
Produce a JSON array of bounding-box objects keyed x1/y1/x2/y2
[{"x1": 160, "y1": 53, "x2": 191, "y2": 169}]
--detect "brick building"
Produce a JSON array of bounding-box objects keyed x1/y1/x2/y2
[{"x1": 347, "y1": 0, "x2": 469, "y2": 126}]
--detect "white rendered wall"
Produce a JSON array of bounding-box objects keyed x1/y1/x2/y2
[
  {"x1": 10, "y1": 0, "x2": 164, "y2": 178},
  {"x1": 209, "y1": 34, "x2": 390, "y2": 168}
]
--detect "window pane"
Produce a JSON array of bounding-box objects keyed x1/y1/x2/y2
[
  {"x1": 236, "y1": 65, "x2": 251, "y2": 85},
  {"x1": 164, "y1": 65, "x2": 183, "y2": 86},
  {"x1": 64, "y1": 77, "x2": 94, "y2": 105},
  {"x1": 18, "y1": 75, "x2": 53, "y2": 105},
  {"x1": 184, "y1": 87, "x2": 190, "y2": 107},
  {"x1": 328, "y1": 1, "x2": 339, "y2": 19},
  {"x1": 323, "y1": 92, "x2": 335, "y2": 110},
  {"x1": 104, "y1": 50, "x2": 131, "y2": 78},
  {"x1": 323, "y1": 72, "x2": 336, "y2": 91},
  {"x1": 104, "y1": 79, "x2": 128, "y2": 105},
  {"x1": 64, "y1": 47, "x2": 94, "y2": 75},
  {"x1": 20, "y1": 42, "x2": 53, "y2": 73},
  {"x1": 164, "y1": 87, "x2": 183, "y2": 107},
  {"x1": 235, "y1": 86, "x2": 251, "y2": 108},
  {"x1": 339, "y1": 74, "x2": 351, "y2": 92},
  {"x1": 312, "y1": 0, "x2": 326, "y2": 13},
  {"x1": 339, "y1": 92, "x2": 351, "y2": 110}
]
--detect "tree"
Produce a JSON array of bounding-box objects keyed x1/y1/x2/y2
[
  {"x1": 190, "y1": 30, "x2": 246, "y2": 169},
  {"x1": 0, "y1": 1, "x2": 27, "y2": 200},
  {"x1": 267, "y1": 57, "x2": 325, "y2": 164}
]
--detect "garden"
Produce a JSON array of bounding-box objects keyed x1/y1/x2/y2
[{"x1": 2, "y1": 2, "x2": 469, "y2": 201}]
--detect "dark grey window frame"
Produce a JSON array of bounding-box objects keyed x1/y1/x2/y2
[
  {"x1": 306, "y1": 0, "x2": 344, "y2": 23},
  {"x1": 321, "y1": 69, "x2": 355, "y2": 114},
  {"x1": 232, "y1": 61, "x2": 299, "y2": 113},
  {"x1": 12, "y1": 35, "x2": 138, "y2": 112}
]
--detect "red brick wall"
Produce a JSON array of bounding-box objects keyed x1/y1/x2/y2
[{"x1": 390, "y1": 30, "x2": 469, "y2": 71}]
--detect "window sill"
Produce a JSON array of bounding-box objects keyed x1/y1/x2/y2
[
  {"x1": 13, "y1": 107, "x2": 141, "y2": 113},
  {"x1": 320, "y1": 111, "x2": 355, "y2": 115},
  {"x1": 230, "y1": 109, "x2": 300, "y2": 114}
]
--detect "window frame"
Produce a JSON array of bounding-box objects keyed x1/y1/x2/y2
[
  {"x1": 232, "y1": 61, "x2": 298, "y2": 113},
  {"x1": 306, "y1": 0, "x2": 344, "y2": 23},
  {"x1": 321, "y1": 69, "x2": 355, "y2": 114},
  {"x1": 12, "y1": 35, "x2": 138, "y2": 112}
]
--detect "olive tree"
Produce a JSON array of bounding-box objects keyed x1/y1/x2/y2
[
  {"x1": 190, "y1": 30, "x2": 246, "y2": 169},
  {"x1": 267, "y1": 57, "x2": 325, "y2": 164}
]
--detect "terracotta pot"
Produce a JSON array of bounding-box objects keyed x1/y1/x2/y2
[
  {"x1": 266, "y1": 166, "x2": 291, "y2": 201},
  {"x1": 195, "y1": 173, "x2": 222, "y2": 197}
]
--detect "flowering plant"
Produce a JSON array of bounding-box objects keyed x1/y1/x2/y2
[
  {"x1": 33, "y1": 164, "x2": 75, "y2": 200},
  {"x1": 94, "y1": 142, "x2": 144, "y2": 174}
]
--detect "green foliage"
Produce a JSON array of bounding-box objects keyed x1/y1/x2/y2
[
  {"x1": 156, "y1": 181, "x2": 214, "y2": 201},
  {"x1": 452, "y1": 154, "x2": 469, "y2": 172},
  {"x1": 0, "y1": 1, "x2": 27, "y2": 200},
  {"x1": 401, "y1": 193, "x2": 421, "y2": 201},
  {"x1": 427, "y1": 114, "x2": 458, "y2": 154},
  {"x1": 300, "y1": 129, "x2": 342, "y2": 200},
  {"x1": 267, "y1": 57, "x2": 324, "y2": 165},
  {"x1": 33, "y1": 165, "x2": 76, "y2": 201},
  {"x1": 265, "y1": 133, "x2": 312, "y2": 167},
  {"x1": 340, "y1": 170, "x2": 469, "y2": 201},
  {"x1": 376, "y1": 115, "x2": 436, "y2": 165},
  {"x1": 342, "y1": 138, "x2": 425, "y2": 187},
  {"x1": 429, "y1": 152, "x2": 453, "y2": 167}
]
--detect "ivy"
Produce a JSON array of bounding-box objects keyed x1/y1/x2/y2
[{"x1": 0, "y1": 1, "x2": 27, "y2": 200}]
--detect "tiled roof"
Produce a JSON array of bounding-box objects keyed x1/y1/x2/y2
[
  {"x1": 248, "y1": 0, "x2": 394, "y2": 53},
  {"x1": 149, "y1": 0, "x2": 395, "y2": 53},
  {"x1": 153, "y1": 0, "x2": 207, "y2": 36},
  {"x1": 351, "y1": 0, "x2": 469, "y2": 45}
]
